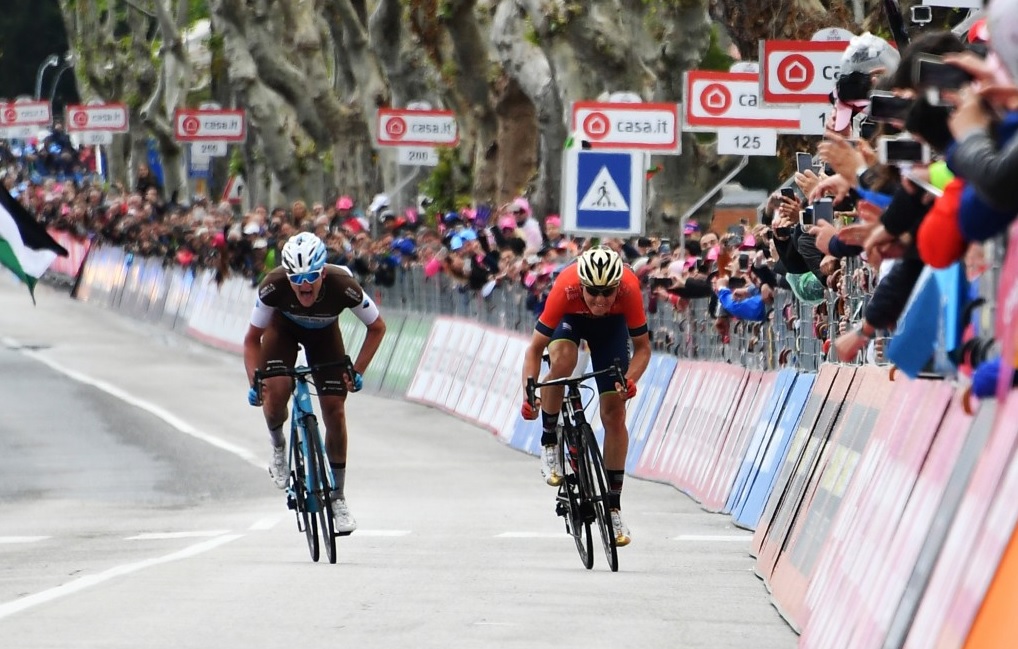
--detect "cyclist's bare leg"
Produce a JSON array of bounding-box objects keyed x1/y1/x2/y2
[
  {"x1": 598, "y1": 392, "x2": 628, "y2": 471},
  {"x1": 319, "y1": 393, "x2": 348, "y2": 465},
  {"x1": 261, "y1": 376, "x2": 291, "y2": 443},
  {"x1": 541, "y1": 340, "x2": 579, "y2": 419}
]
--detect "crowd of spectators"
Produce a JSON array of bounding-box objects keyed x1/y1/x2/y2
[{"x1": 2, "y1": 15, "x2": 1015, "y2": 399}]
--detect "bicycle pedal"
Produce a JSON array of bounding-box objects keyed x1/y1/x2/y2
[
  {"x1": 555, "y1": 501, "x2": 569, "y2": 518},
  {"x1": 335, "y1": 530, "x2": 353, "y2": 537},
  {"x1": 286, "y1": 493, "x2": 297, "y2": 511}
]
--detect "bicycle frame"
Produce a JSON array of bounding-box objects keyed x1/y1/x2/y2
[{"x1": 289, "y1": 374, "x2": 335, "y2": 509}]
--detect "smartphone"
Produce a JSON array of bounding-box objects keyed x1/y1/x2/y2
[
  {"x1": 858, "y1": 119, "x2": 880, "y2": 140},
  {"x1": 780, "y1": 187, "x2": 796, "y2": 201},
  {"x1": 868, "y1": 92, "x2": 913, "y2": 123},
  {"x1": 813, "y1": 198, "x2": 835, "y2": 224},
  {"x1": 905, "y1": 172, "x2": 945, "y2": 198},
  {"x1": 910, "y1": 5, "x2": 932, "y2": 24},
  {"x1": 796, "y1": 152, "x2": 814, "y2": 174},
  {"x1": 651, "y1": 276, "x2": 672, "y2": 289},
  {"x1": 913, "y1": 55, "x2": 973, "y2": 91},
  {"x1": 878, "y1": 137, "x2": 932, "y2": 165},
  {"x1": 738, "y1": 253, "x2": 750, "y2": 271},
  {"x1": 799, "y1": 206, "x2": 815, "y2": 231}
]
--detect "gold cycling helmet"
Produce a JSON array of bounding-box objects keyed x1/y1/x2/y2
[{"x1": 577, "y1": 246, "x2": 623, "y2": 288}]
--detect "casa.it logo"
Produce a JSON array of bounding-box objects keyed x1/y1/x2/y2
[
  {"x1": 701, "y1": 84, "x2": 731, "y2": 116},
  {"x1": 181, "y1": 116, "x2": 201, "y2": 136},
  {"x1": 71, "y1": 109, "x2": 90, "y2": 129},
  {"x1": 777, "y1": 54, "x2": 815, "y2": 92},
  {"x1": 582, "y1": 112, "x2": 611, "y2": 140},
  {"x1": 384, "y1": 116, "x2": 407, "y2": 140},
  {"x1": 2, "y1": 107, "x2": 16, "y2": 124}
]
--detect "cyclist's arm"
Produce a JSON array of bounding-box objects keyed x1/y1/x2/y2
[
  {"x1": 627, "y1": 331, "x2": 652, "y2": 386},
  {"x1": 348, "y1": 289, "x2": 385, "y2": 376},
  {"x1": 243, "y1": 323, "x2": 267, "y2": 388},
  {"x1": 522, "y1": 329, "x2": 552, "y2": 394},
  {"x1": 245, "y1": 296, "x2": 274, "y2": 386}
]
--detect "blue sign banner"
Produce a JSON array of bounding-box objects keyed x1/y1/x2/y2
[{"x1": 562, "y1": 147, "x2": 644, "y2": 236}]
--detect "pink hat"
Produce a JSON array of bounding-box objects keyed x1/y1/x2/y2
[
  {"x1": 424, "y1": 258, "x2": 442, "y2": 278},
  {"x1": 499, "y1": 216, "x2": 517, "y2": 230},
  {"x1": 740, "y1": 234, "x2": 757, "y2": 249},
  {"x1": 706, "y1": 247, "x2": 719, "y2": 262},
  {"x1": 212, "y1": 232, "x2": 227, "y2": 248},
  {"x1": 336, "y1": 195, "x2": 354, "y2": 210},
  {"x1": 511, "y1": 197, "x2": 531, "y2": 216},
  {"x1": 545, "y1": 215, "x2": 561, "y2": 228}
]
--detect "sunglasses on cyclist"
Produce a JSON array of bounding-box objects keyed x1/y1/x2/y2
[
  {"x1": 287, "y1": 270, "x2": 323, "y2": 285},
  {"x1": 583, "y1": 285, "x2": 617, "y2": 298}
]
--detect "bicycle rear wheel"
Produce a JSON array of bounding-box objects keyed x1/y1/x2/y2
[
  {"x1": 304, "y1": 415, "x2": 337, "y2": 565},
  {"x1": 579, "y1": 424, "x2": 618, "y2": 572},
  {"x1": 291, "y1": 430, "x2": 319, "y2": 562},
  {"x1": 558, "y1": 441, "x2": 593, "y2": 570}
]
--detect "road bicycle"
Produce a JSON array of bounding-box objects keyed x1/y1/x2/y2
[
  {"x1": 254, "y1": 356, "x2": 355, "y2": 564},
  {"x1": 526, "y1": 361, "x2": 626, "y2": 572}
]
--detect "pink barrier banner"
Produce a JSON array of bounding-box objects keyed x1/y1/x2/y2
[
  {"x1": 671, "y1": 364, "x2": 746, "y2": 501},
  {"x1": 701, "y1": 370, "x2": 773, "y2": 512},
  {"x1": 767, "y1": 365, "x2": 867, "y2": 629},
  {"x1": 753, "y1": 364, "x2": 851, "y2": 579},
  {"x1": 995, "y1": 225, "x2": 1018, "y2": 400},
  {"x1": 633, "y1": 363, "x2": 697, "y2": 483},
  {"x1": 46, "y1": 229, "x2": 90, "y2": 278},
  {"x1": 905, "y1": 394, "x2": 1018, "y2": 649},
  {"x1": 800, "y1": 376, "x2": 955, "y2": 648}
]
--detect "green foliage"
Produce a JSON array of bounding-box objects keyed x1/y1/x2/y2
[
  {"x1": 417, "y1": 148, "x2": 473, "y2": 222},
  {"x1": 523, "y1": 17, "x2": 539, "y2": 46},
  {"x1": 188, "y1": 0, "x2": 211, "y2": 22},
  {"x1": 698, "y1": 23, "x2": 733, "y2": 72},
  {"x1": 228, "y1": 146, "x2": 245, "y2": 177}
]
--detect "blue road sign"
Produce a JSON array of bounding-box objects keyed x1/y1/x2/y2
[{"x1": 562, "y1": 148, "x2": 644, "y2": 236}]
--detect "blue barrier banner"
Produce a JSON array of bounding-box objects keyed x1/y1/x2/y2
[
  {"x1": 726, "y1": 369, "x2": 797, "y2": 516},
  {"x1": 626, "y1": 354, "x2": 678, "y2": 474},
  {"x1": 732, "y1": 372, "x2": 815, "y2": 530}
]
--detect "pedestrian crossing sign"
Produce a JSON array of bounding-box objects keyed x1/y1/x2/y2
[{"x1": 561, "y1": 148, "x2": 645, "y2": 236}]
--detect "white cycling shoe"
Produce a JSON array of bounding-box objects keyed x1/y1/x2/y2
[
  {"x1": 331, "y1": 497, "x2": 357, "y2": 534},
  {"x1": 541, "y1": 445, "x2": 564, "y2": 486},
  {"x1": 268, "y1": 444, "x2": 288, "y2": 489}
]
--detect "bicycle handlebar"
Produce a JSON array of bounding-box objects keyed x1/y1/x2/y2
[
  {"x1": 525, "y1": 360, "x2": 626, "y2": 408},
  {"x1": 253, "y1": 356, "x2": 356, "y2": 403}
]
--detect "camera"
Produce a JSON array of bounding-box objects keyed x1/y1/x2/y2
[
  {"x1": 910, "y1": 5, "x2": 932, "y2": 25},
  {"x1": 868, "y1": 92, "x2": 914, "y2": 123},
  {"x1": 878, "y1": 136, "x2": 932, "y2": 165}
]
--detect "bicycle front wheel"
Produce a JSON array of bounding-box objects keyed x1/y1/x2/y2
[
  {"x1": 558, "y1": 441, "x2": 593, "y2": 570},
  {"x1": 579, "y1": 424, "x2": 618, "y2": 572},
  {"x1": 303, "y1": 415, "x2": 337, "y2": 565},
  {"x1": 291, "y1": 430, "x2": 319, "y2": 562}
]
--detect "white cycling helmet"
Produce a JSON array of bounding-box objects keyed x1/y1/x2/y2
[
  {"x1": 281, "y1": 232, "x2": 328, "y2": 275},
  {"x1": 577, "y1": 246, "x2": 624, "y2": 288}
]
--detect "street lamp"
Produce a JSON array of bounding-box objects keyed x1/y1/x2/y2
[
  {"x1": 49, "y1": 54, "x2": 76, "y2": 106},
  {"x1": 35, "y1": 54, "x2": 60, "y2": 100}
]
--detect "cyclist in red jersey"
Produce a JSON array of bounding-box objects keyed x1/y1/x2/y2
[{"x1": 520, "y1": 246, "x2": 651, "y2": 546}]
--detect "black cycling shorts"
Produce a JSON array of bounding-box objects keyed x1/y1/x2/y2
[
  {"x1": 260, "y1": 311, "x2": 349, "y2": 396},
  {"x1": 549, "y1": 314, "x2": 630, "y2": 394}
]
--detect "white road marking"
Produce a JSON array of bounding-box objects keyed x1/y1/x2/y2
[
  {"x1": 125, "y1": 530, "x2": 230, "y2": 541},
  {"x1": 249, "y1": 515, "x2": 284, "y2": 531},
  {"x1": 494, "y1": 532, "x2": 565, "y2": 539},
  {"x1": 672, "y1": 534, "x2": 752, "y2": 542},
  {"x1": 2, "y1": 337, "x2": 261, "y2": 469},
  {"x1": 0, "y1": 534, "x2": 243, "y2": 620},
  {"x1": 0, "y1": 536, "x2": 49, "y2": 544}
]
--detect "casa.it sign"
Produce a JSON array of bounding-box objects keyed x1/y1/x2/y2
[
  {"x1": 0, "y1": 101, "x2": 52, "y2": 127},
  {"x1": 760, "y1": 40, "x2": 850, "y2": 104},
  {"x1": 376, "y1": 108, "x2": 459, "y2": 147},
  {"x1": 65, "y1": 104, "x2": 129, "y2": 132},
  {"x1": 684, "y1": 71, "x2": 800, "y2": 132},
  {"x1": 174, "y1": 108, "x2": 246, "y2": 142},
  {"x1": 570, "y1": 102, "x2": 681, "y2": 152}
]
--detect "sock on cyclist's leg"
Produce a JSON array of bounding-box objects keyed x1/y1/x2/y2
[
  {"x1": 540, "y1": 410, "x2": 560, "y2": 447},
  {"x1": 269, "y1": 424, "x2": 285, "y2": 448},
  {"x1": 607, "y1": 470, "x2": 625, "y2": 510},
  {"x1": 330, "y1": 462, "x2": 346, "y2": 500}
]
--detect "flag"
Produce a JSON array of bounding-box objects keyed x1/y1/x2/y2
[{"x1": 0, "y1": 182, "x2": 68, "y2": 303}]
